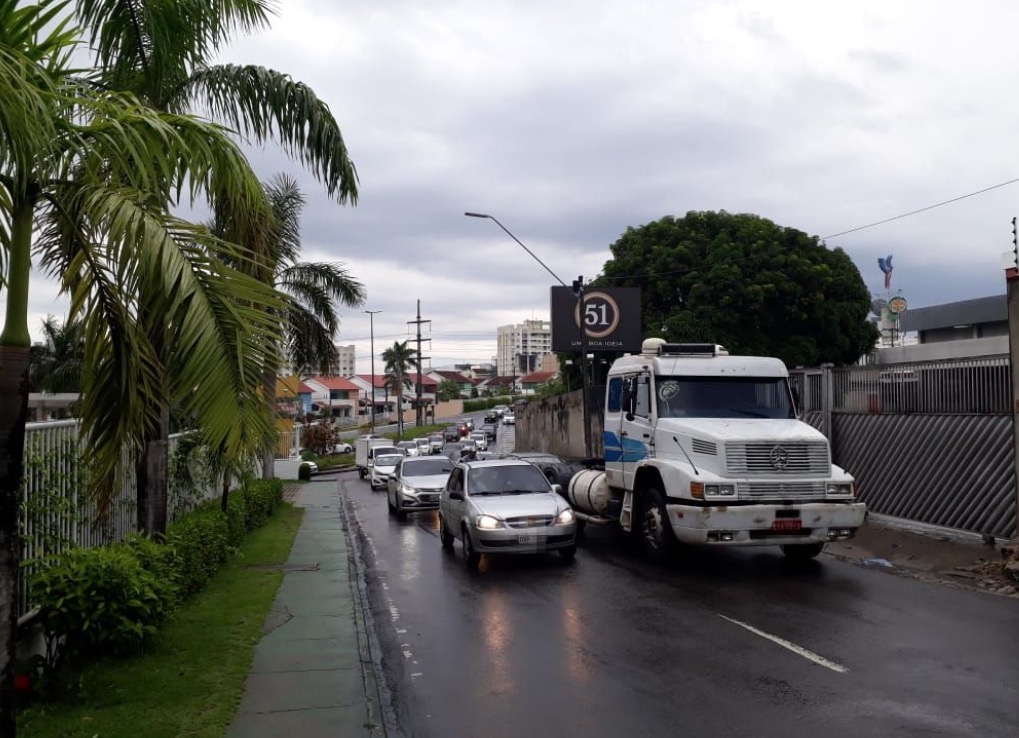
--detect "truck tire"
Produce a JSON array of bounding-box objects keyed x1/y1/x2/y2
[
  {"x1": 358, "y1": 467, "x2": 366, "y2": 479},
  {"x1": 640, "y1": 487, "x2": 674, "y2": 562},
  {"x1": 781, "y1": 542, "x2": 825, "y2": 561}
]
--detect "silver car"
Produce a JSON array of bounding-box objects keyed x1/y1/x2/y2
[
  {"x1": 438, "y1": 459, "x2": 578, "y2": 568},
  {"x1": 370, "y1": 453, "x2": 403, "y2": 491},
  {"x1": 387, "y1": 456, "x2": 456, "y2": 519}
]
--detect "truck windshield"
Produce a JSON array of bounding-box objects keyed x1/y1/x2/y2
[{"x1": 656, "y1": 376, "x2": 795, "y2": 419}]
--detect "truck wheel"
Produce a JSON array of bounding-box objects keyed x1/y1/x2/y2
[
  {"x1": 781, "y1": 542, "x2": 825, "y2": 561},
  {"x1": 640, "y1": 487, "x2": 674, "y2": 562},
  {"x1": 439, "y1": 517, "x2": 455, "y2": 549},
  {"x1": 358, "y1": 468, "x2": 366, "y2": 479},
  {"x1": 462, "y1": 526, "x2": 480, "y2": 569}
]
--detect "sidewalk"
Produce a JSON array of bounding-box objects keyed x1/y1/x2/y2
[
  {"x1": 824, "y1": 516, "x2": 1018, "y2": 597},
  {"x1": 228, "y1": 480, "x2": 387, "y2": 737}
]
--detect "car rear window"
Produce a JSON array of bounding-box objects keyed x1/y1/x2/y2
[{"x1": 404, "y1": 459, "x2": 455, "y2": 475}]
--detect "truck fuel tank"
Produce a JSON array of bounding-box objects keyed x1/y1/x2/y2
[{"x1": 568, "y1": 469, "x2": 618, "y2": 516}]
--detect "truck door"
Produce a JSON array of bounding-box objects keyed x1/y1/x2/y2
[
  {"x1": 620, "y1": 373, "x2": 653, "y2": 491},
  {"x1": 603, "y1": 376, "x2": 626, "y2": 486}
]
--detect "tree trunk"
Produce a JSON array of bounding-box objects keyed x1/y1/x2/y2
[
  {"x1": 260, "y1": 365, "x2": 276, "y2": 480},
  {"x1": 397, "y1": 396, "x2": 404, "y2": 437},
  {"x1": 220, "y1": 473, "x2": 230, "y2": 513},
  {"x1": 0, "y1": 346, "x2": 30, "y2": 736},
  {"x1": 136, "y1": 317, "x2": 170, "y2": 538},
  {"x1": 1, "y1": 193, "x2": 36, "y2": 735}
]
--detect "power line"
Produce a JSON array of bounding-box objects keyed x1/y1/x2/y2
[{"x1": 822, "y1": 177, "x2": 1019, "y2": 239}]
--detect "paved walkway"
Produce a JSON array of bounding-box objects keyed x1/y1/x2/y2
[{"x1": 228, "y1": 480, "x2": 386, "y2": 737}]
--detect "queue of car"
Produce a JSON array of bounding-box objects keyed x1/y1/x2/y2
[{"x1": 353, "y1": 411, "x2": 582, "y2": 568}]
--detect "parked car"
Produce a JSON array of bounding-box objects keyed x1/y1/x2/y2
[
  {"x1": 396, "y1": 440, "x2": 420, "y2": 457},
  {"x1": 438, "y1": 458, "x2": 578, "y2": 568},
  {"x1": 503, "y1": 452, "x2": 585, "y2": 490},
  {"x1": 469, "y1": 431, "x2": 488, "y2": 451},
  {"x1": 387, "y1": 456, "x2": 456, "y2": 519},
  {"x1": 332, "y1": 441, "x2": 353, "y2": 454},
  {"x1": 502, "y1": 412, "x2": 516, "y2": 426},
  {"x1": 300, "y1": 459, "x2": 318, "y2": 475},
  {"x1": 370, "y1": 453, "x2": 403, "y2": 491}
]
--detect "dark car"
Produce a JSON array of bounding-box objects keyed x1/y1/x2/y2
[
  {"x1": 443, "y1": 425, "x2": 461, "y2": 442},
  {"x1": 503, "y1": 452, "x2": 585, "y2": 491},
  {"x1": 441, "y1": 442, "x2": 465, "y2": 461},
  {"x1": 481, "y1": 423, "x2": 498, "y2": 441},
  {"x1": 483, "y1": 411, "x2": 499, "y2": 424}
]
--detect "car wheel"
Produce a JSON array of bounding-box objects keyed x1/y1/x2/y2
[
  {"x1": 387, "y1": 491, "x2": 395, "y2": 515},
  {"x1": 781, "y1": 542, "x2": 825, "y2": 561},
  {"x1": 640, "y1": 487, "x2": 674, "y2": 562},
  {"x1": 462, "y1": 526, "x2": 480, "y2": 569},
  {"x1": 439, "y1": 516, "x2": 455, "y2": 550},
  {"x1": 395, "y1": 500, "x2": 407, "y2": 521},
  {"x1": 558, "y1": 544, "x2": 577, "y2": 563}
]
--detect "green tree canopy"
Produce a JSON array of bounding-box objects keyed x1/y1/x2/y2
[{"x1": 596, "y1": 211, "x2": 877, "y2": 367}]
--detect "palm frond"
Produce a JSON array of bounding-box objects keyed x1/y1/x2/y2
[
  {"x1": 264, "y1": 171, "x2": 303, "y2": 267},
  {"x1": 280, "y1": 261, "x2": 366, "y2": 310},
  {"x1": 284, "y1": 300, "x2": 338, "y2": 376},
  {"x1": 186, "y1": 63, "x2": 358, "y2": 203}
]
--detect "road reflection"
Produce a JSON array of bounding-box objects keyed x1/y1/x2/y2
[
  {"x1": 480, "y1": 587, "x2": 514, "y2": 695},
  {"x1": 560, "y1": 581, "x2": 593, "y2": 683}
]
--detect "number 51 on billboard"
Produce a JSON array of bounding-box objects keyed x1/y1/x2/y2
[{"x1": 550, "y1": 286, "x2": 642, "y2": 352}]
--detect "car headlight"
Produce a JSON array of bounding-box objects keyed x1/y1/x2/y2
[
  {"x1": 705, "y1": 484, "x2": 736, "y2": 497},
  {"x1": 555, "y1": 509, "x2": 575, "y2": 525},
  {"x1": 826, "y1": 482, "x2": 854, "y2": 497},
  {"x1": 476, "y1": 514, "x2": 503, "y2": 530},
  {"x1": 401, "y1": 484, "x2": 418, "y2": 496}
]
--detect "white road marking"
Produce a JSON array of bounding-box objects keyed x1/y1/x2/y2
[{"x1": 718, "y1": 614, "x2": 849, "y2": 674}]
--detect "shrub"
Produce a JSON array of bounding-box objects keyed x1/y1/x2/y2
[
  {"x1": 31, "y1": 546, "x2": 175, "y2": 672},
  {"x1": 298, "y1": 462, "x2": 313, "y2": 481},
  {"x1": 166, "y1": 506, "x2": 229, "y2": 597},
  {"x1": 301, "y1": 423, "x2": 334, "y2": 456},
  {"x1": 122, "y1": 534, "x2": 181, "y2": 607},
  {"x1": 224, "y1": 492, "x2": 248, "y2": 547}
]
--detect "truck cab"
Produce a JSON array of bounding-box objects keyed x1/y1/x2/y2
[{"x1": 594, "y1": 338, "x2": 865, "y2": 561}]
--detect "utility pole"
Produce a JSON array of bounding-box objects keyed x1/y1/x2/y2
[
  {"x1": 1007, "y1": 218, "x2": 1019, "y2": 542},
  {"x1": 365, "y1": 309, "x2": 382, "y2": 431},
  {"x1": 407, "y1": 300, "x2": 431, "y2": 428},
  {"x1": 573, "y1": 276, "x2": 593, "y2": 461}
]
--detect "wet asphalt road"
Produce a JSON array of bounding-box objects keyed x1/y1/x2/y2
[{"x1": 338, "y1": 418, "x2": 1019, "y2": 738}]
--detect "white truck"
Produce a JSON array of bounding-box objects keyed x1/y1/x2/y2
[
  {"x1": 355, "y1": 436, "x2": 397, "y2": 479},
  {"x1": 567, "y1": 339, "x2": 866, "y2": 561}
]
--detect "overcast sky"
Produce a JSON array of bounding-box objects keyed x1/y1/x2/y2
[{"x1": 19, "y1": 0, "x2": 1019, "y2": 369}]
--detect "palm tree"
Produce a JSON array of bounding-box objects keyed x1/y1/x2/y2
[
  {"x1": 27, "y1": 315, "x2": 85, "y2": 394},
  {"x1": 216, "y1": 173, "x2": 366, "y2": 477},
  {"x1": 382, "y1": 341, "x2": 419, "y2": 437},
  {"x1": 0, "y1": 3, "x2": 280, "y2": 727},
  {"x1": 437, "y1": 378, "x2": 461, "y2": 402},
  {"x1": 73, "y1": 0, "x2": 360, "y2": 534}
]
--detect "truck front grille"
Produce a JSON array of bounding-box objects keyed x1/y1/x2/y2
[
  {"x1": 726, "y1": 442, "x2": 830, "y2": 475},
  {"x1": 737, "y1": 481, "x2": 826, "y2": 500}
]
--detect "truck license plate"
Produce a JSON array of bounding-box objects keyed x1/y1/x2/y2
[
  {"x1": 517, "y1": 533, "x2": 545, "y2": 545},
  {"x1": 772, "y1": 519, "x2": 802, "y2": 533}
]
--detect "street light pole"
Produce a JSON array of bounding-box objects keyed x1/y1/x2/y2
[
  {"x1": 365, "y1": 309, "x2": 382, "y2": 431},
  {"x1": 465, "y1": 212, "x2": 592, "y2": 459}
]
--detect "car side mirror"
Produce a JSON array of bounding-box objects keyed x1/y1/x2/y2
[{"x1": 449, "y1": 491, "x2": 464, "y2": 501}]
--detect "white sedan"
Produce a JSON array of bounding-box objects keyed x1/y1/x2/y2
[
  {"x1": 370, "y1": 453, "x2": 403, "y2": 491},
  {"x1": 502, "y1": 412, "x2": 516, "y2": 425}
]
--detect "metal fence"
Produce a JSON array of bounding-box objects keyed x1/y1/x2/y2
[{"x1": 790, "y1": 355, "x2": 1017, "y2": 539}]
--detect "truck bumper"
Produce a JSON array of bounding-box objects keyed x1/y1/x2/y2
[{"x1": 666, "y1": 502, "x2": 867, "y2": 546}]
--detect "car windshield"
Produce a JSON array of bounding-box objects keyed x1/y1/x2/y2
[
  {"x1": 656, "y1": 376, "x2": 795, "y2": 419},
  {"x1": 375, "y1": 455, "x2": 402, "y2": 466},
  {"x1": 404, "y1": 459, "x2": 455, "y2": 476},
  {"x1": 467, "y1": 465, "x2": 549, "y2": 495}
]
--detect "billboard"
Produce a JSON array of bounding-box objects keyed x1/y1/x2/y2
[{"x1": 550, "y1": 286, "x2": 642, "y2": 352}]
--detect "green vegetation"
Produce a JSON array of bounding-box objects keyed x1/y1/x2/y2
[
  {"x1": 463, "y1": 397, "x2": 516, "y2": 413},
  {"x1": 18, "y1": 503, "x2": 302, "y2": 738}
]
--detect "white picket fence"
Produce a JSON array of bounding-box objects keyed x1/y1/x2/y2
[{"x1": 17, "y1": 419, "x2": 248, "y2": 621}]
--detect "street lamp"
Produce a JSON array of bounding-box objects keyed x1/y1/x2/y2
[
  {"x1": 365, "y1": 309, "x2": 382, "y2": 430},
  {"x1": 465, "y1": 212, "x2": 593, "y2": 459}
]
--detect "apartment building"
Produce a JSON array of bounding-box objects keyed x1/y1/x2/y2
[
  {"x1": 496, "y1": 319, "x2": 553, "y2": 376},
  {"x1": 331, "y1": 344, "x2": 356, "y2": 377}
]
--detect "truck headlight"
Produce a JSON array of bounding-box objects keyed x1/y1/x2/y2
[
  {"x1": 826, "y1": 482, "x2": 854, "y2": 497},
  {"x1": 705, "y1": 484, "x2": 736, "y2": 497},
  {"x1": 476, "y1": 514, "x2": 503, "y2": 530},
  {"x1": 555, "y1": 509, "x2": 575, "y2": 525}
]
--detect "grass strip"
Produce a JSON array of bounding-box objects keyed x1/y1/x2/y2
[{"x1": 19, "y1": 504, "x2": 304, "y2": 738}]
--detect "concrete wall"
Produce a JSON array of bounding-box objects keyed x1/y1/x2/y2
[
  {"x1": 434, "y1": 399, "x2": 465, "y2": 420},
  {"x1": 516, "y1": 389, "x2": 603, "y2": 461}
]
